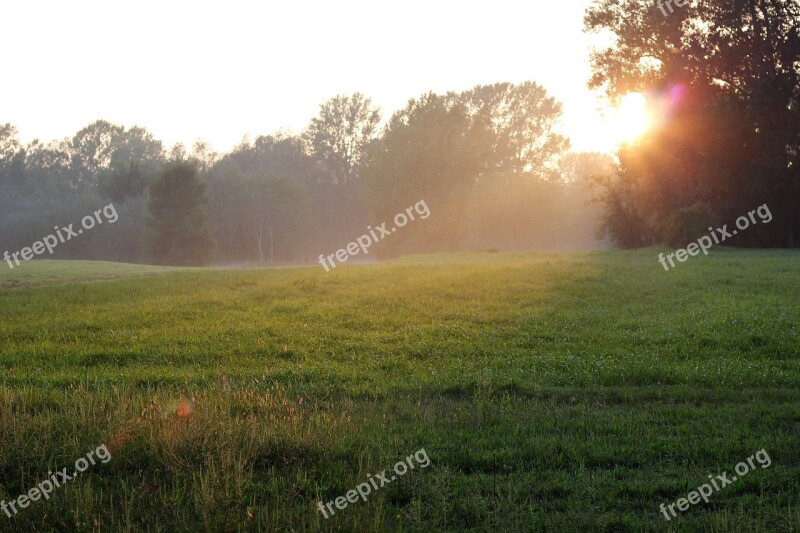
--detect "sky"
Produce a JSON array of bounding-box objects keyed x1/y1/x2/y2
[{"x1": 0, "y1": 0, "x2": 620, "y2": 154}]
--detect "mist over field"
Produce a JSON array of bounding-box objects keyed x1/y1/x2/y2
[{"x1": 0, "y1": 94, "x2": 613, "y2": 269}]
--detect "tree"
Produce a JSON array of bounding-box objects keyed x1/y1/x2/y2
[
  {"x1": 0, "y1": 124, "x2": 23, "y2": 168},
  {"x1": 559, "y1": 152, "x2": 616, "y2": 185},
  {"x1": 206, "y1": 135, "x2": 318, "y2": 263},
  {"x1": 0, "y1": 124, "x2": 26, "y2": 190},
  {"x1": 361, "y1": 83, "x2": 574, "y2": 256},
  {"x1": 361, "y1": 92, "x2": 490, "y2": 253},
  {"x1": 591, "y1": 150, "x2": 657, "y2": 249},
  {"x1": 303, "y1": 93, "x2": 381, "y2": 184},
  {"x1": 458, "y1": 82, "x2": 570, "y2": 179},
  {"x1": 100, "y1": 162, "x2": 149, "y2": 204},
  {"x1": 146, "y1": 162, "x2": 214, "y2": 265},
  {"x1": 585, "y1": 0, "x2": 800, "y2": 247},
  {"x1": 190, "y1": 140, "x2": 219, "y2": 173},
  {"x1": 245, "y1": 177, "x2": 313, "y2": 263},
  {"x1": 70, "y1": 120, "x2": 125, "y2": 189},
  {"x1": 25, "y1": 138, "x2": 75, "y2": 194},
  {"x1": 168, "y1": 143, "x2": 188, "y2": 162},
  {"x1": 73, "y1": 125, "x2": 164, "y2": 204}
]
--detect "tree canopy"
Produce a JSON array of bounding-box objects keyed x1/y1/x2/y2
[{"x1": 586, "y1": 0, "x2": 800, "y2": 247}]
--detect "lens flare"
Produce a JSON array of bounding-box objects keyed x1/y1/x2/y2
[{"x1": 668, "y1": 84, "x2": 687, "y2": 106}]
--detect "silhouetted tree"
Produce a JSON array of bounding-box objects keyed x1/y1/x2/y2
[
  {"x1": 459, "y1": 82, "x2": 570, "y2": 179},
  {"x1": 586, "y1": 0, "x2": 800, "y2": 247}
]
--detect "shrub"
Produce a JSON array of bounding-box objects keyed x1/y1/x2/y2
[{"x1": 663, "y1": 202, "x2": 719, "y2": 248}]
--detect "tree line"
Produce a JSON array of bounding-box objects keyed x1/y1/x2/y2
[
  {"x1": 0, "y1": 82, "x2": 612, "y2": 266},
  {"x1": 4, "y1": 2, "x2": 797, "y2": 265}
]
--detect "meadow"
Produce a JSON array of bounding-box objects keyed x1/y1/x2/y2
[{"x1": 0, "y1": 250, "x2": 798, "y2": 532}]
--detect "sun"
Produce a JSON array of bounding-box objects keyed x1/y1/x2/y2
[
  {"x1": 565, "y1": 92, "x2": 655, "y2": 153},
  {"x1": 608, "y1": 93, "x2": 652, "y2": 145}
]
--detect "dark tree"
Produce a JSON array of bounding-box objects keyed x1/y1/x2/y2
[
  {"x1": 585, "y1": 0, "x2": 800, "y2": 247},
  {"x1": 147, "y1": 162, "x2": 214, "y2": 265}
]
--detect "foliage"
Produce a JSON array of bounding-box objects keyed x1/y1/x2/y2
[
  {"x1": 361, "y1": 84, "x2": 577, "y2": 257},
  {"x1": 585, "y1": 0, "x2": 800, "y2": 247},
  {"x1": 207, "y1": 135, "x2": 318, "y2": 263},
  {"x1": 592, "y1": 165, "x2": 656, "y2": 249},
  {"x1": 0, "y1": 83, "x2": 610, "y2": 265},
  {"x1": 663, "y1": 201, "x2": 719, "y2": 248},
  {"x1": 146, "y1": 162, "x2": 214, "y2": 265},
  {"x1": 303, "y1": 93, "x2": 381, "y2": 184}
]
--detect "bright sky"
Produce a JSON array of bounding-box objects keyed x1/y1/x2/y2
[{"x1": 1, "y1": 0, "x2": 623, "y2": 154}]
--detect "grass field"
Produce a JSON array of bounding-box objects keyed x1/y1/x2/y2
[{"x1": 0, "y1": 250, "x2": 799, "y2": 532}]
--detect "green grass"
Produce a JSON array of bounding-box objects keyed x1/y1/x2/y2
[
  {"x1": 0, "y1": 250, "x2": 798, "y2": 531},
  {"x1": 0, "y1": 260, "x2": 187, "y2": 290}
]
